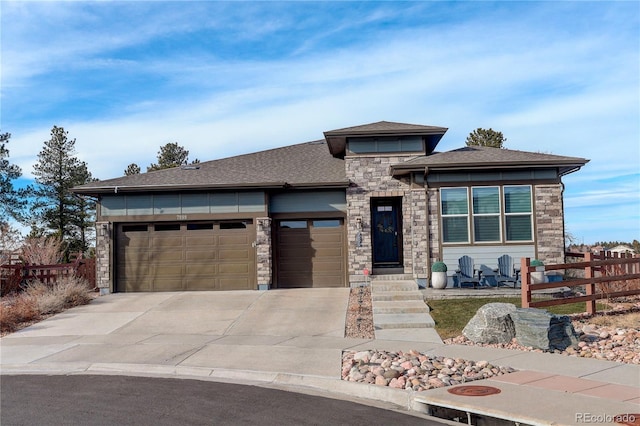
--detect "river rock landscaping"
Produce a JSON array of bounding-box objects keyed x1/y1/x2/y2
[{"x1": 341, "y1": 349, "x2": 516, "y2": 391}]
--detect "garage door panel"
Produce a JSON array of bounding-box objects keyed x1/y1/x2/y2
[
  {"x1": 311, "y1": 275, "x2": 343, "y2": 287},
  {"x1": 185, "y1": 250, "x2": 216, "y2": 261},
  {"x1": 313, "y1": 247, "x2": 343, "y2": 257},
  {"x1": 310, "y1": 261, "x2": 343, "y2": 271},
  {"x1": 152, "y1": 236, "x2": 183, "y2": 247},
  {"x1": 219, "y1": 263, "x2": 249, "y2": 274},
  {"x1": 219, "y1": 249, "x2": 250, "y2": 260},
  {"x1": 277, "y1": 232, "x2": 309, "y2": 244},
  {"x1": 186, "y1": 237, "x2": 215, "y2": 246},
  {"x1": 219, "y1": 234, "x2": 251, "y2": 245},
  {"x1": 311, "y1": 233, "x2": 343, "y2": 244},
  {"x1": 153, "y1": 279, "x2": 185, "y2": 291},
  {"x1": 122, "y1": 238, "x2": 149, "y2": 248},
  {"x1": 277, "y1": 261, "x2": 310, "y2": 272},
  {"x1": 117, "y1": 222, "x2": 255, "y2": 292},
  {"x1": 154, "y1": 264, "x2": 185, "y2": 276},
  {"x1": 278, "y1": 248, "x2": 314, "y2": 258},
  {"x1": 151, "y1": 250, "x2": 185, "y2": 262}
]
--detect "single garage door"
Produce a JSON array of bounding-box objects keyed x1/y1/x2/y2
[
  {"x1": 276, "y1": 218, "x2": 346, "y2": 288},
  {"x1": 116, "y1": 221, "x2": 255, "y2": 292}
]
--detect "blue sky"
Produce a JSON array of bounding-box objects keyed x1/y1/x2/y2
[{"x1": 2, "y1": 1, "x2": 639, "y2": 244}]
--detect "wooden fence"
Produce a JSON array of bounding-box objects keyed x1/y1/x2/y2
[
  {"x1": 0, "y1": 256, "x2": 96, "y2": 296},
  {"x1": 521, "y1": 251, "x2": 640, "y2": 314}
]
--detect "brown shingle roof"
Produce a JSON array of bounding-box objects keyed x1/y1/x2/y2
[
  {"x1": 391, "y1": 146, "x2": 589, "y2": 176},
  {"x1": 323, "y1": 120, "x2": 448, "y2": 136},
  {"x1": 74, "y1": 140, "x2": 347, "y2": 195},
  {"x1": 323, "y1": 121, "x2": 448, "y2": 156}
]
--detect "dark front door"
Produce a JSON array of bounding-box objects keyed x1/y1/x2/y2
[{"x1": 371, "y1": 198, "x2": 403, "y2": 268}]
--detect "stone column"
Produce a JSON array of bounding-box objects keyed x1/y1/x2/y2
[
  {"x1": 95, "y1": 221, "x2": 111, "y2": 295},
  {"x1": 255, "y1": 217, "x2": 272, "y2": 290},
  {"x1": 534, "y1": 184, "x2": 565, "y2": 265}
]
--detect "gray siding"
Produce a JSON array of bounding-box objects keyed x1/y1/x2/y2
[
  {"x1": 427, "y1": 169, "x2": 558, "y2": 184},
  {"x1": 441, "y1": 244, "x2": 535, "y2": 276},
  {"x1": 101, "y1": 191, "x2": 266, "y2": 217},
  {"x1": 270, "y1": 191, "x2": 346, "y2": 213}
]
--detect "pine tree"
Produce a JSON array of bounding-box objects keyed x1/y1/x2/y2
[
  {"x1": 124, "y1": 163, "x2": 141, "y2": 175},
  {"x1": 147, "y1": 142, "x2": 190, "y2": 171},
  {"x1": 0, "y1": 131, "x2": 27, "y2": 224},
  {"x1": 30, "y1": 126, "x2": 96, "y2": 259},
  {"x1": 465, "y1": 128, "x2": 506, "y2": 148}
]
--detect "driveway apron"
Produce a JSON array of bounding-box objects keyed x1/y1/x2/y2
[{"x1": 1, "y1": 288, "x2": 354, "y2": 377}]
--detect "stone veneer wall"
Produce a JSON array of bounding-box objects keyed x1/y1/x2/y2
[
  {"x1": 255, "y1": 217, "x2": 272, "y2": 289},
  {"x1": 95, "y1": 221, "x2": 111, "y2": 295},
  {"x1": 345, "y1": 155, "x2": 428, "y2": 285},
  {"x1": 534, "y1": 184, "x2": 565, "y2": 265},
  {"x1": 426, "y1": 188, "x2": 441, "y2": 272}
]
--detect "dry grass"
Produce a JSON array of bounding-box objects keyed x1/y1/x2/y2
[
  {"x1": 0, "y1": 295, "x2": 40, "y2": 333},
  {"x1": 0, "y1": 275, "x2": 94, "y2": 335},
  {"x1": 585, "y1": 312, "x2": 640, "y2": 328}
]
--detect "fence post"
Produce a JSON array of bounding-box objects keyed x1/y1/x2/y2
[
  {"x1": 521, "y1": 257, "x2": 531, "y2": 308},
  {"x1": 584, "y1": 252, "x2": 596, "y2": 315}
]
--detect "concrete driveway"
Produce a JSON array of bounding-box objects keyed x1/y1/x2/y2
[{"x1": 1, "y1": 288, "x2": 373, "y2": 378}]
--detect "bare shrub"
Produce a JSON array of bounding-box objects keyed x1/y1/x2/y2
[
  {"x1": 55, "y1": 275, "x2": 93, "y2": 307},
  {"x1": 24, "y1": 275, "x2": 93, "y2": 315},
  {"x1": 0, "y1": 294, "x2": 40, "y2": 333},
  {"x1": 24, "y1": 281, "x2": 64, "y2": 315},
  {"x1": 20, "y1": 236, "x2": 64, "y2": 265}
]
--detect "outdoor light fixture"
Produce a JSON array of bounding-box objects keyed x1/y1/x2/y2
[{"x1": 356, "y1": 217, "x2": 362, "y2": 230}]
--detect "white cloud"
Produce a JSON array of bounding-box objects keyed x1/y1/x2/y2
[{"x1": 3, "y1": 1, "x2": 638, "y2": 243}]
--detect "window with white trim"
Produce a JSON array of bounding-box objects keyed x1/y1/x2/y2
[{"x1": 440, "y1": 185, "x2": 533, "y2": 244}]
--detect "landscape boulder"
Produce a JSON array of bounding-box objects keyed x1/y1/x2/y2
[
  {"x1": 462, "y1": 303, "x2": 517, "y2": 344},
  {"x1": 510, "y1": 308, "x2": 579, "y2": 351}
]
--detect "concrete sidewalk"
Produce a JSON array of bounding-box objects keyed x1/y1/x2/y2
[{"x1": 1, "y1": 290, "x2": 638, "y2": 426}]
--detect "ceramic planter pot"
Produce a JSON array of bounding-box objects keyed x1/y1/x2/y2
[{"x1": 431, "y1": 271, "x2": 448, "y2": 289}]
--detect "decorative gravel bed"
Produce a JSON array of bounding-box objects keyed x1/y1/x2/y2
[
  {"x1": 341, "y1": 349, "x2": 516, "y2": 391},
  {"x1": 344, "y1": 285, "x2": 375, "y2": 339}
]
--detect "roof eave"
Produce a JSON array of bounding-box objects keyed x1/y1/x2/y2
[
  {"x1": 390, "y1": 161, "x2": 589, "y2": 177},
  {"x1": 72, "y1": 180, "x2": 350, "y2": 196},
  {"x1": 72, "y1": 181, "x2": 289, "y2": 195}
]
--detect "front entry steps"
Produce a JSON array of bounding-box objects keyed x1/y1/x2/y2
[{"x1": 370, "y1": 278, "x2": 442, "y2": 343}]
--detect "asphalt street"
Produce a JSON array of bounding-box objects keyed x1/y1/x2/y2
[{"x1": 0, "y1": 375, "x2": 446, "y2": 426}]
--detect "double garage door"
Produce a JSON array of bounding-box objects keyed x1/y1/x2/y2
[
  {"x1": 116, "y1": 221, "x2": 255, "y2": 292},
  {"x1": 116, "y1": 218, "x2": 346, "y2": 292}
]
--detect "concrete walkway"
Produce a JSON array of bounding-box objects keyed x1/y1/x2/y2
[{"x1": 1, "y1": 289, "x2": 638, "y2": 426}]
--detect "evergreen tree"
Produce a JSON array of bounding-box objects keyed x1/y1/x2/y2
[
  {"x1": 465, "y1": 128, "x2": 506, "y2": 148},
  {"x1": 147, "y1": 142, "x2": 196, "y2": 171},
  {"x1": 30, "y1": 126, "x2": 96, "y2": 259},
  {"x1": 124, "y1": 163, "x2": 141, "y2": 175},
  {"x1": 0, "y1": 131, "x2": 27, "y2": 224}
]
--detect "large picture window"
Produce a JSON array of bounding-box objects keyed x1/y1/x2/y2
[{"x1": 440, "y1": 185, "x2": 533, "y2": 244}]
